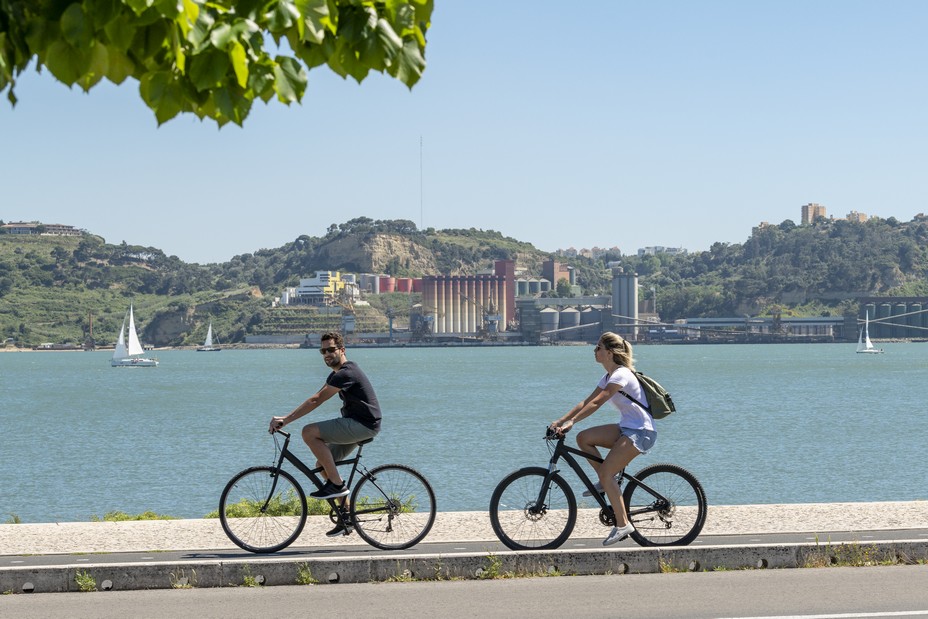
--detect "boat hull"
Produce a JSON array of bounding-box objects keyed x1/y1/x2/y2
[{"x1": 111, "y1": 357, "x2": 159, "y2": 367}]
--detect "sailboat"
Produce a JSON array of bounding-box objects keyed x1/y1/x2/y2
[
  {"x1": 856, "y1": 311, "x2": 884, "y2": 354},
  {"x1": 196, "y1": 322, "x2": 221, "y2": 352},
  {"x1": 111, "y1": 305, "x2": 159, "y2": 367}
]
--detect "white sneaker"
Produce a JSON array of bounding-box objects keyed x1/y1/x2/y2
[
  {"x1": 582, "y1": 474, "x2": 622, "y2": 497},
  {"x1": 603, "y1": 523, "x2": 635, "y2": 546}
]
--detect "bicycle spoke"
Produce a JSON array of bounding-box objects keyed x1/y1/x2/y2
[{"x1": 350, "y1": 464, "x2": 436, "y2": 550}]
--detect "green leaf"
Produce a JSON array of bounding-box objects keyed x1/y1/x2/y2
[
  {"x1": 104, "y1": 46, "x2": 136, "y2": 84},
  {"x1": 61, "y1": 3, "x2": 92, "y2": 48},
  {"x1": 267, "y1": 0, "x2": 299, "y2": 33},
  {"x1": 272, "y1": 55, "x2": 306, "y2": 104},
  {"x1": 103, "y1": 13, "x2": 138, "y2": 52},
  {"x1": 209, "y1": 23, "x2": 233, "y2": 50},
  {"x1": 228, "y1": 40, "x2": 248, "y2": 88},
  {"x1": 177, "y1": 0, "x2": 200, "y2": 37},
  {"x1": 248, "y1": 61, "x2": 276, "y2": 102},
  {"x1": 294, "y1": 0, "x2": 331, "y2": 44},
  {"x1": 125, "y1": 0, "x2": 156, "y2": 17},
  {"x1": 392, "y1": 37, "x2": 425, "y2": 88},
  {"x1": 188, "y1": 49, "x2": 230, "y2": 91},
  {"x1": 212, "y1": 85, "x2": 251, "y2": 126},
  {"x1": 44, "y1": 40, "x2": 88, "y2": 86},
  {"x1": 77, "y1": 41, "x2": 109, "y2": 92}
]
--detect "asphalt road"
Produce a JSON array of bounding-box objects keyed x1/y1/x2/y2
[{"x1": 3, "y1": 565, "x2": 927, "y2": 618}]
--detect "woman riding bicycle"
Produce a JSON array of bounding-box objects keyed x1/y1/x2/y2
[{"x1": 549, "y1": 331, "x2": 657, "y2": 546}]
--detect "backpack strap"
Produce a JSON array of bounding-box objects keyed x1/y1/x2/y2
[
  {"x1": 619, "y1": 389, "x2": 652, "y2": 414},
  {"x1": 615, "y1": 370, "x2": 652, "y2": 414}
]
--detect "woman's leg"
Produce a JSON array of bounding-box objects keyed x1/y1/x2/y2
[
  {"x1": 576, "y1": 424, "x2": 622, "y2": 479},
  {"x1": 600, "y1": 436, "x2": 641, "y2": 527}
]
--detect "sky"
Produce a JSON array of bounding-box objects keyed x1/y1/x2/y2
[{"x1": 1, "y1": 1, "x2": 927, "y2": 265}]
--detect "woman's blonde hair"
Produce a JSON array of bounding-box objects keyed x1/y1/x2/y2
[{"x1": 599, "y1": 331, "x2": 635, "y2": 369}]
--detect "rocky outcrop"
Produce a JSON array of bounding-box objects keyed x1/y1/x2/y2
[{"x1": 316, "y1": 233, "x2": 439, "y2": 274}]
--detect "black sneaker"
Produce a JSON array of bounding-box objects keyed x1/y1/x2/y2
[
  {"x1": 310, "y1": 480, "x2": 349, "y2": 500},
  {"x1": 326, "y1": 522, "x2": 354, "y2": 537}
]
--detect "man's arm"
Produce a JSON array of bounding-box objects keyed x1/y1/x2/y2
[{"x1": 270, "y1": 384, "x2": 340, "y2": 433}]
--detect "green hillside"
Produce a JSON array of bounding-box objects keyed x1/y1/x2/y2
[{"x1": 3, "y1": 215, "x2": 928, "y2": 347}]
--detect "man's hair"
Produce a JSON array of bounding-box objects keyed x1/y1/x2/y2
[{"x1": 320, "y1": 331, "x2": 345, "y2": 348}]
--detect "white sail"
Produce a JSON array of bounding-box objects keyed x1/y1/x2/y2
[
  {"x1": 126, "y1": 305, "x2": 144, "y2": 356},
  {"x1": 197, "y1": 321, "x2": 221, "y2": 351},
  {"x1": 856, "y1": 311, "x2": 883, "y2": 354},
  {"x1": 112, "y1": 317, "x2": 128, "y2": 360},
  {"x1": 112, "y1": 305, "x2": 159, "y2": 366}
]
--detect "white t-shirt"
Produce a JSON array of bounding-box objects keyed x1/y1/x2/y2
[{"x1": 597, "y1": 366, "x2": 655, "y2": 432}]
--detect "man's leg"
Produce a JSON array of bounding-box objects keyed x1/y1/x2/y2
[{"x1": 302, "y1": 423, "x2": 343, "y2": 486}]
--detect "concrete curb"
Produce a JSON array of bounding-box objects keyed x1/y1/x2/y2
[{"x1": 4, "y1": 539, "x2": 928, "y2": 594}]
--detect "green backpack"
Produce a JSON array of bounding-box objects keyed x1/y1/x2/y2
[{"x1": 619, "y1": 370, "x2": 676, "y2": 419}]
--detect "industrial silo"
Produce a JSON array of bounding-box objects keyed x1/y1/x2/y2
[
  {"x1": 908, "y1": 303, "x2": 922, "y2": 339},
  {"x1": 893, "y1": 303, "x2": 907, "y2": 338},
  {"x1": 539, "y1": 307, "x2": 559, "y2": 340},
  {"x1": 611, "y1": 270, "x2": 639, "y2": 340},
  {"x1": 877, "y1": 303, "x2": 892, "y2": 339},
  {"x1": 559, "y1": 307, "x2": 580, "y2": 338}
]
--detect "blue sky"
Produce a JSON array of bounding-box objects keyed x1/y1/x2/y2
[{"x1": 2, "y1": 1, "x2": 926, "y2": 264}]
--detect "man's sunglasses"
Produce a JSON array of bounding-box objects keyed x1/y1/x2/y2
[{"x1": 319, "y1": 346, "x2": 340, "y2": 354}]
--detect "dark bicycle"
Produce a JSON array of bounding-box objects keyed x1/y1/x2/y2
[
  {"x1": 219, "y1": 430, "x2": 436, "y2": 553},
  {"x1": 489, "y1": 428, "x2": 707, "y2": 550}
]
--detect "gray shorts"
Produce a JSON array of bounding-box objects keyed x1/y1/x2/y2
[
  {"x1": 621, "y1": 427, "x2": 657, "y2": 455},
  {"x1": 313, "y1": 417, "x2": 379, "y2": 463}
]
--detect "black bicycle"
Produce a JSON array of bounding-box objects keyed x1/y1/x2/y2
[
  {"x1": 219, "y1": 430, "x2": 436, "y2": 553},
  {"x1": 489, "y1": 428, "x2": 707, "y2": 550}
]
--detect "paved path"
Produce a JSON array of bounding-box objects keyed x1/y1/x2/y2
[{"x1": 3, "y1": 501, "x2": 928, "y2": 555}]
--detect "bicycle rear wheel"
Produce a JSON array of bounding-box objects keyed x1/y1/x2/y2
[
  {"x1": 489, "y1": 467, "x2": 577, "y2": 550},
  {"x1": 219, "y1": 466, "x2": 308, "y2": 553},
  {"x1": 622, "y1": 463, "x2": 707, "y2": 547},
  {"x1": 350, "y1": 464, "x2": 436, "y2": 550}
]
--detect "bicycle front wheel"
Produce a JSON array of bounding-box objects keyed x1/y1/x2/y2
[
  {"x1": 489, "y1": 467, "x2": 577, "y2": 551},
  {"x1": 623, "y1": 463, "x2": 707, "y2": 547},
  {"x1": 219, "y1": 466, "x2": 308, "y2": 553},
  {"x1": 350, "y1": 464, "x2": 436, "y2": 550}
]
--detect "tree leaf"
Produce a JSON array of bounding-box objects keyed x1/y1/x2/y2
[
  {"x1": 392, "y1": 37, "x2": 425, "y2": 88},
  {"x1": 104, "y1": 46, "x2": 136, "y2": 84},
  {"x1": 188, "y1": 48, "x2": 230, "y2": 92},
  {"x1": 294, "y1": 0, "x2": 331, "y2": 44},
  {"x1": 228, "y1": 40, "x2": 248, "y2": 88},
  {"x1": 60, "y1": 3, "x2": 92, "y2": 48},
  {"x1": 77, "y1": 42, "x2": 110, "y2": 92},
  {"x1": 267, "y1": 0, "x2": 299, "y2": 33},
  {"x1": 272, "y1": 55, "x2": 306, "y2": 104},
  {"x1": 103, "y1": 13, "x2": 138, "y2": 52},
  {"x1": 209, "y1": 22, "x2": 233, "y2": 50},
  {"x1": 125, "y1": 0, "x2": 156, "y2": 17},
  {"x1": 44, "y1": 41, "x2": 88, "y2": 86}
]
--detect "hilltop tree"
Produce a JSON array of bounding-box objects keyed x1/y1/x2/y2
[{"x1": 0, "y1": 0, "x2": 432, "y2": 126}]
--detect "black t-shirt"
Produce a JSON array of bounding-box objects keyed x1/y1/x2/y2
[{"x1": 326, "y1": 360, "x2": 382, "y2": 431}]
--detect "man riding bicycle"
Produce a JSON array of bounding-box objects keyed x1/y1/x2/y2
[{"x1": 269, "y1": 331, "x2": 381, "y2": 536}]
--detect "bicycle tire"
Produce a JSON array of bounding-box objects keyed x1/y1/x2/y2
[
  {"x1": 350, "y1": 464, "x2": 436, "y2": 550},
  {"x1": 622, "y1": 462, "x2": 707, "y2": 547},
  {"x1": 219, "y1": 466, "x2": 308, "y2": 553},
  {"x1": 489, "y1": 467, "x2": 577, "y2": 551}
]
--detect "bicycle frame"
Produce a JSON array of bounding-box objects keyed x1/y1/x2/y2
[
  {"x1": 266, "y1": 431, "x2": 369, "y2": 512},
  {"x1": 539, "y1": 433, "x2": 670, "y2": 520}
]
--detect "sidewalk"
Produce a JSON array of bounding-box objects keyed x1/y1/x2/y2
[{"x1": 3, "y1": 501, "x2": 928, "y2": 555}]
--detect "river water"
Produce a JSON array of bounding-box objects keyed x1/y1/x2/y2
[{"x1": 1, "y1": 342, "x2": 925, "y2": 523}]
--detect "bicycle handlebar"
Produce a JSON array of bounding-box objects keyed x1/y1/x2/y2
[{"x1": 545, "y1": 426, "x2": 568, "y2": 440}]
